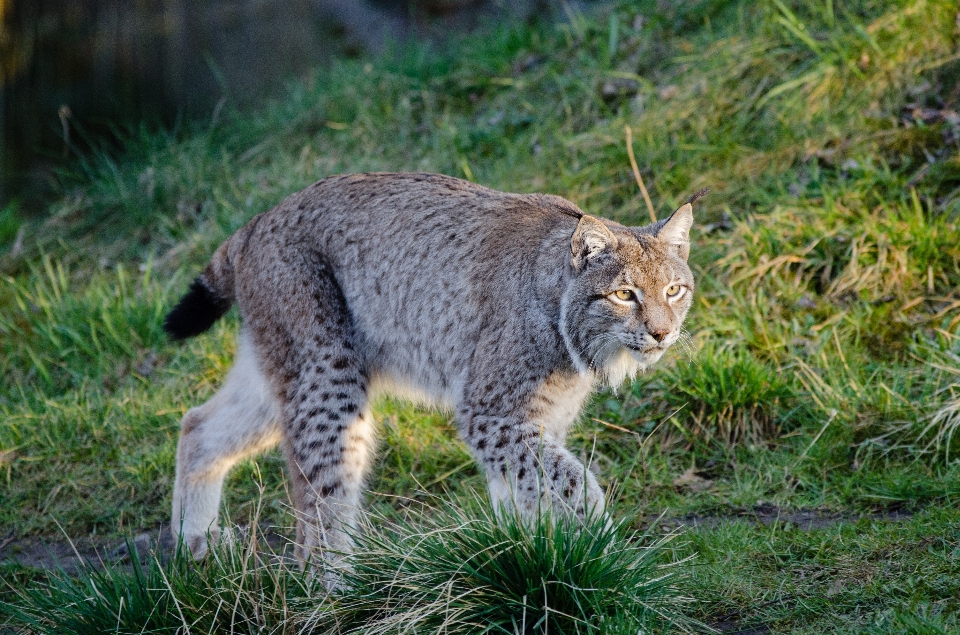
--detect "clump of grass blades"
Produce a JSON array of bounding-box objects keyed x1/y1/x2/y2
[
  {"x1": 2, "y1": 502, "x2": 695, "y2": 635},
  {"x1": 661, "y1": 346, "x2": 799, "y2": 449},
  {"x1": 0, "y1": 257, "x2": 172, "y2": 397},
  {"x1": 315, "y1": 499, "x2": 695, "y2": 634},
  {"x1": 913, "y1": 346, "x2": 960, "y2": 463},
  {"x1": 924, "y1": 390, "x2": 960, "y2": 463},
  {"x1": 0, "y1": 536, "x2": 315, "y2": 634},
  {"x1": 855, "y1": 339, "x2": 960, "y2": 464},
  {"x1": 864, "y1": 604, "x2": 958, "y2": 635},
  {"x1": 1, "y1": 542, "x2": 194, "y2": 634}
]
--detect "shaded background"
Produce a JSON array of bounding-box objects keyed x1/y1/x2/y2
[{"x1": 0, "y1": 0, "x2": 545, "y2": 213}]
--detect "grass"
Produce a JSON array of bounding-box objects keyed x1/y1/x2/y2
[
  {"x1": 320, "y1": 501, "x2": 694, "y2": 634},
  {"x1": 1, "y1": 503, "x2": 693, "y2": 634},
  {"x1": 1, "y1": 0, "x2": 960, "y2": 631},
  {"x1": 2, "y1": 527, "x2": 313, "y2": 634}
]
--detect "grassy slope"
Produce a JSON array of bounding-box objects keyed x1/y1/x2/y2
[{"x1": 1, "y1": 0, "x2": 960, "y2": 631}]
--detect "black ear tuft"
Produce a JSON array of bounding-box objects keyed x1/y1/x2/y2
[
  {"x1": 163, "y1": 278, "x2": 232, "y2": 340},
  {"x1": 686, "y1": 187, "x2": 710, "y2": 205}
]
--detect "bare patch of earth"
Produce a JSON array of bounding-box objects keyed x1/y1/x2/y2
[
  {"x1": 0, "y1": 524, "x2": 289, "y2": 575},
  {"x1": 712, "y1": 618, "x2": 772, "y2": 634},
  {"x1": 656, "y1": 502, "x2": 914, "y2": 532}
]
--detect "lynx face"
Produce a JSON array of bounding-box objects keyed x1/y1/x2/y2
[{"x1": 560, "y1": 205, "x2": 694, "y2": 387}]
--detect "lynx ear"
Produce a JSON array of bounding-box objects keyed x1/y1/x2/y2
[
  {"x1": 571, "y1": 215, "x2": 618, "y2": 271},
  {"x1": 657, "y1": 203, "x2": 693, "y2": 260}
]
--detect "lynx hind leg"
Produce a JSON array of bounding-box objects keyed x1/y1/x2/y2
[
  {"x1": 280, "y1": 339, "x2": 376, "y2": 570},
  {"x1": 283, "y1": 381, "x2": 375, "y2": 573},
  {"x1": 244, "y1": 257, "x2": 377, "y2": 571},
  {"x1": 172, "y1": 331, "x2": 280, "y2": 559}
]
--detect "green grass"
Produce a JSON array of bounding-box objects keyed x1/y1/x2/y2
[
  {"x1": 322, "y1": 501, "x2": 694, "y2": 634},
  {"x1": 2, "y1": 529, "x2": 313, "y2": 634},
  {"x1": 2, "y1": 0, "x2": 960, "y2": 631},
  {"x1": 1, "y1": 505, "x2": 693, "y2": 634}
]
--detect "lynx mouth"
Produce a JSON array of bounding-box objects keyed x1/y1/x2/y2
[
  {"x1": 623, "y1": 343, "x2": 667, "y2": 366},
  {"x1": 625, "y1": 342, "x2": 658, "y2": 353}
]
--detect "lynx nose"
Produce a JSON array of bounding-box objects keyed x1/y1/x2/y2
[{"x1": 649, "y1": 330, "x2": 669, "y2": 343}]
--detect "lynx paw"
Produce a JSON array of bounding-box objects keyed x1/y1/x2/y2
[
  {"x1": 490, "y1": 449, "x2": 605, "y2": 521},
  {"x1": 179, "y1": 525, "x2": 234, "y2": 560}
]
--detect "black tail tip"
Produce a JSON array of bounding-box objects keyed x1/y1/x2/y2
[{"x1": 163, "y1": 278, "x2": 232, "y2": 340}]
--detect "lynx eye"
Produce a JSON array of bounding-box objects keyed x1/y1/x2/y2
[
  {"x1": 665, "y1": 284, "x2": 682, "y2": 297},
  {"x1": 613, "y1": 289, "x2": 634, "y2": 302}
]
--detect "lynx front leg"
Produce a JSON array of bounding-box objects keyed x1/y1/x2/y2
[
  {"x1": 172, "y1": 331, "x2": 280, "y2": 558},
  {"x1": 468, "y1": 420, "x2": 605, "y2": 520},
  {"x1": 458, "y1": 364, "x2": 603, "y2": 521}
]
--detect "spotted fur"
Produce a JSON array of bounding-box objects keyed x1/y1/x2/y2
[{"x1": 168, "y1": 172, "x2": 696, "y2": 566}]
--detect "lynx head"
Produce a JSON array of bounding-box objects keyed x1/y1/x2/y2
[{"x1": 559, "y1": 204, "x2": 695, "y2": 387}]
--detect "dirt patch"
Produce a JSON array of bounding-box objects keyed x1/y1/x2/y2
[
  {"x1": 712, "y1": 618, "x2": 772, "y2": 634},
  {"x1": 0, "y1": 525, "x2": 289, "y2": 575},
  {"x1": 0, "y1": 527, "x2": 178, "y2": 575},
  {"x1": 655, "y1": 503, "x2": 914, "y2": 532}
]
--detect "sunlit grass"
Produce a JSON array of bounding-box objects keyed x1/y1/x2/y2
[
  {"x1": 321, "y1": 501, "x2": 696, "y2": 634},
  {"x1": 662, "y1": 345, "x2": 800, "y2": 448}
]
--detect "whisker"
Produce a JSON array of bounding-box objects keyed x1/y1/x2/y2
[
  {"x1": 593, "y1": 336, "x2": 620, "y2": 369},
  {"x1": 587, "y1": 335, "x2": 620, "y2": 371},
  {"x1": 577, "y1": 335, "x2": 604, "y2": 371},
  {"x1": 676, "y1": 329, "x2": 699, "y2": 364}
]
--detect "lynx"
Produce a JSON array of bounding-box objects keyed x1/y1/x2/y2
[{"x1": 165, "y1": 172, "x2": 697, "y2": 565}]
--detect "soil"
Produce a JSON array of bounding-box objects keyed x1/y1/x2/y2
[
  {"x1": 0, "y1": 524, "x2": 289, "y2": 575},
  {"x1": 654, "y1": 502, "x2": 914, "y2": 532},
  {"x1": 713, "y1": 618, "x2": 773, "y2": 634}
]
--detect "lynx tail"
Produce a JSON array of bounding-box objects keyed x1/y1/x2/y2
[
  {"x1": 163, "y1": 238, "x2": 238, "y2": 340},
  {"x1": 163, "y1": 278, "x2": 232, "y2": 340}
]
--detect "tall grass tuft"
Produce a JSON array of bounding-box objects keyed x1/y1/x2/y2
[
  {"x1": 1, "y1": 541, "x2": 188, "y2": 634},
  {"x1": 315, "y1": 499, "x2": 695, "y2": 635},
  {"x1": 857, "y1": 339, "x2": 960, "y2": 464},
  {"x1": 661, "y1": 346, "x2": 798, "y2": 449},
  {"x1": 0, "y1": 535, "x2": 315, "y2": 634},
  {"x1": 925, "y1": 390, "x2": 960, "y2": 463},
  {"x1": 914, "y1": 345, "x2": 960, "y2": 463}
]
